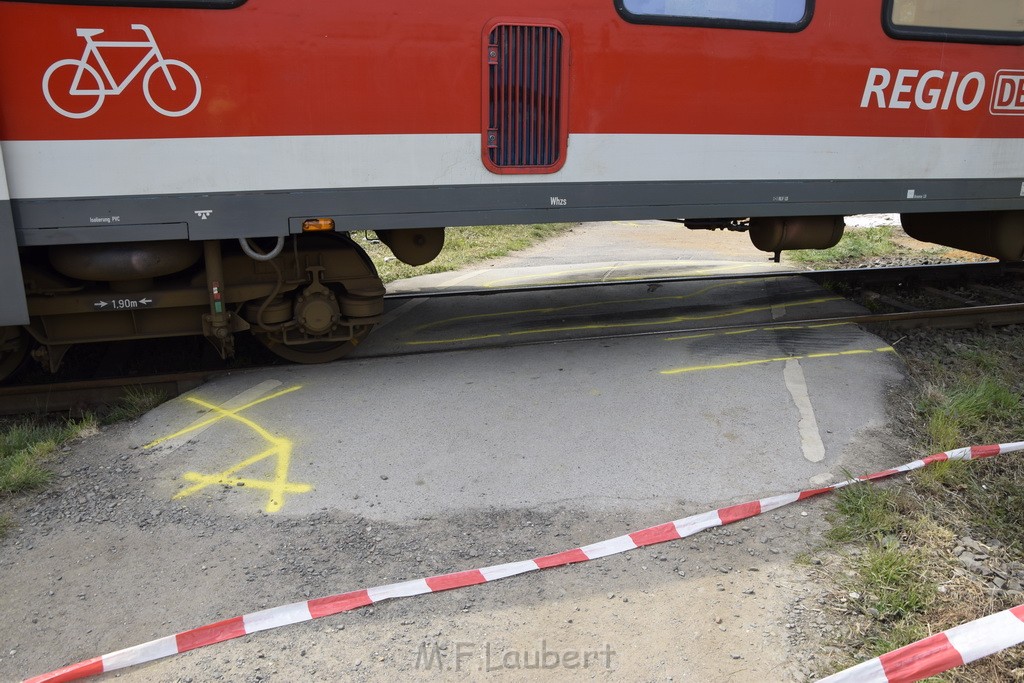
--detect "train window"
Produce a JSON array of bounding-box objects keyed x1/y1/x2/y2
[
  {"x1": 0, "y1": 0, "x2": 245, "y2": 7},
  {"x1": 884, "y1": 0, "x2": 1024, "y2": 45},
  {"x1": 614, "y1": 0, "x2": 813, "y2": 32}
]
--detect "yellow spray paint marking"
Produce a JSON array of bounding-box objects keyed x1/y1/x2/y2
[
  {"x1": 482, "y1": 261, "x2": 761, "y2": 288},
  {"x1": 406, "y1": 295, "x2": 843, "y2": 346},
  {"x1": 664, "y1": 321, "x2": 853, "y2": 342},
  {"x1": 411, "y1": 280, "x2": 754, "y2": 335},
  {"x1": 145, "y1": 386, "x2": 311, "y2": 513},
  {"x1": 144, "y1": 385, "x2": 302, "y2": 449},
  {"x1": 661, "y1": 347, "x2": 896, "y2": 375}
]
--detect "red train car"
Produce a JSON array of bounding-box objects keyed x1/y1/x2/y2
[{"x1": 0, "y1": 0, "x2": 1021, "y2": 376}]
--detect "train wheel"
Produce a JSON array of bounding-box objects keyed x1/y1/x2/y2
[
  {"x1": 242, "y1": 233, "x2": 384, "y2": 365},
  {"x1": 0, "y1": 328, "x2": 29, "y2": 382},
  {"x1": 254, "y1": 324, "x2": 373, "y2": 364}
]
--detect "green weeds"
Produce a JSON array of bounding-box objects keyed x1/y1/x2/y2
[
  {"x1": 360, "y1": 224, "x2": 574, "y2": 284},
  {"x1": 826, "y1": 484, "x2": 901, "y2": 544},
  {"x1": 919, "y1": 378, "x2": 1023, "y2": 451},
  {"x1": 856, "y1": 542, "x2": 934, "y2": 621},
  {"x1": 0, "y1": 417, "x2": 95, "y2": 494},
  {"x1": 102, "y1": 386, "x2": 167, "y2": 425},
  {"x1": 789, "y1": 227, "x2": 898, "y2": 265}
]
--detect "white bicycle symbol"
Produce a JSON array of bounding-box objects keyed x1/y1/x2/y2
[{"x1": 43, "y1": 24, "x2": 201, "y2": 119}]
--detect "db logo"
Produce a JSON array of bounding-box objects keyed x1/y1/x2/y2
[{"x1": 991, "y1": 70, "x2": 1024, "y2": 115}]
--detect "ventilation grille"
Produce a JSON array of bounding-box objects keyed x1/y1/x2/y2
[{"x1": 484, "y1": 23, "x2": 568, "y2": 174}]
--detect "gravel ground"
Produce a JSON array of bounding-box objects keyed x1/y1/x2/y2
[{"x1": 1, "y1": 427, "x2": 858, "y2": 681}]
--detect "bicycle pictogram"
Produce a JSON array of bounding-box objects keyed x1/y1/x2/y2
[{"x1": 43, "y1": 24, "x2": 201, "y2": 119}]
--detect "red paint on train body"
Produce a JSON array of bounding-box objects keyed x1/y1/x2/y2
[{"x1": 0, "y1": 1, "x2": 1020, "y2": 143}]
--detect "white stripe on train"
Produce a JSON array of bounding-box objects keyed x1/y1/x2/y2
[{"x1": 3, "y1": 133, "x2": 1024, "y2": 200}]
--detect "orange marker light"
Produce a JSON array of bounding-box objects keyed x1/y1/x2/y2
[{"x1": 302, "y1": 218, "x2": 336, "y2": 232}]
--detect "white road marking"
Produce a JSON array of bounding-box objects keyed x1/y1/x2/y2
[{"x1": 783, "y1": 359, "x2": 827, "y2": 463}]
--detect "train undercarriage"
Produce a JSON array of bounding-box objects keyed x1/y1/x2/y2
[
  {"x1": 1, "y1": 211, "x2": 1020, "y2": 383},
  {"x1": 0, "y1": 227, "x2": 446, "y2": 382}
]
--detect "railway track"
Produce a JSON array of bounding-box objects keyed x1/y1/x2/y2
[
  {"x1": 2, "y1": 261, "x2": 1021, "y2": 416},
  {"x1": 383, "y1": 260, "x2": 1022, "y2": 300},
  {"x1": 0, "y1": 371, "x2": 221, "y2": 417}
]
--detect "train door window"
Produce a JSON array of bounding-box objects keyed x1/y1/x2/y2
[
  {"x1": 884, "y1": 0, "x2": 1024, "y2": 45},
  {"x1": 614, "y1": 0, "x2": 813, "y2": 31}
]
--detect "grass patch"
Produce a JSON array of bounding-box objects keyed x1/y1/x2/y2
[
  {"x1": 817, "y1": 329, "x2": 1024, "y2": 680},
  {"x1": 857, "y1": 542, "x2": 934, "y2": 621},
  {"x1": 913, "y1": 458, "x2": 968, "y2": 492},
  {"x1": 945, "y1": 458, "x2": 1024, "y2": 554},
  {"x1": 0, "y1": 417, "x2": 95, "y2": 494},
  {"x1": 826, "y1": 484, "x2": 902, "y2": 544},
  {"x1": 862, "y1": 619, "x2": 931, "y2": 660},
  {"x1": 0, "y1": 514, "x2": 11, "y2": 539},
  {"x1": 789, "y1": 226, "x2": 898, "y2": 265},
  {"x1": 359, "y1": 224, "x2": 574, "y2": 284},
  {"x1": 919, "y1": 378, "x2": 1024, "y2": 451},
  {"x1": 102, "y1": 386, "x2": 167, "y2": 425}
]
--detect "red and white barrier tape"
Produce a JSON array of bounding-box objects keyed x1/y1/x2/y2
[
  {"x1": 819, "y1": 604, "x2": 1024, "y2": 683},
  {"x1": 24, "y1": 441, "x2": 1024, "y2": 683}
]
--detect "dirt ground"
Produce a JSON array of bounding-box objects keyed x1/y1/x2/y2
[{"x1": 0, "y1": 219, "x2": 926, "y2": 683}]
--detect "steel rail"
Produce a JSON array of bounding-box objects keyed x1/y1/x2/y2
[
  {"x1": 382, "y1": 261, "x2": 1023, "y2": 301},
  {"x1": 0, "y1": 371, "x2": 221, "y2": 416},
  {"x1": 351, "y1": 301, "x2": 1024, "y2": 362}
]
